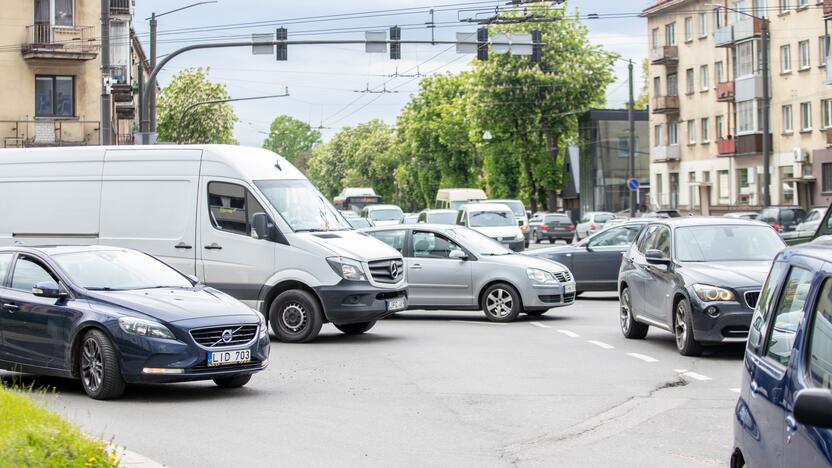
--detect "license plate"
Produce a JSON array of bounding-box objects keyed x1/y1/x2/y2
[
  {"x1": 208, "y1": 349, "x2": 251, "y2": 367},
  {"x1": 565, "y1": 284, "x2": 576, "y2": 294},
  {"x1": 387, "y1": 296, "x2": 407, "y2": 312}
]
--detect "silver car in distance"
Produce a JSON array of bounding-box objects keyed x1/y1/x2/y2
[{"x1": 364, "y1": 224, "x2": 577, "y2": 322}]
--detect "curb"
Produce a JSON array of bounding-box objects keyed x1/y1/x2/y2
[{"x1": 108, "y1": 444, "x2": 168, "y2": 467}]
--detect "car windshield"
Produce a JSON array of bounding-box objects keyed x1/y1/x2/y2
[
  {"x1": 428, "y1": 212, "x2": 457, "y2": 225},
  {"x1": 545, "y1": 215, "x2": 571, "y2": 224},
  {"x1": 450, "y1": 228, "x2": 512, "y2": 256},
  {"x1": 348, "y1": 218, "x2": 372, "y2": 229},
  {"x1": 368, "y1": 209, "x2": 403, "y2": 221},
  {"x1": 675, "y1": 225, "x2": 784, "y2": 262},
  {"x1": 469, "y1": 210, "x2": 516, "y2": 227},
  {"x1": 54, "y1": 250, "x2": 192, "y2": 290},
  {"x1": 494, "y1": 201, "x2": 525, "y2": 217},
  {"x1": 255, "y1": 180, "x2": 349, "y2": 232}
]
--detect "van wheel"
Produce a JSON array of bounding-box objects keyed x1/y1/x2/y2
[
  {"x1": 620, "y1": 287, "x2": 648, "y2": 339},
  {"x1": 213, "y1": 374, "x2": 252, "y2": 388},
  {"x1": 481, "y1": 283, "x2": 522, "y2": 322},
  {"x1": 674, "y1": 297, "x2": 703, "y2": 356},
  {"x1": 79, "y1": 330, "x2": 125, "y2": 400},
  {"x1": 335, "y1": 321, "x2": 376, "y2": 335},
  {"x1": 269, "y1": 290, "x2": 323, "y2": 343}
]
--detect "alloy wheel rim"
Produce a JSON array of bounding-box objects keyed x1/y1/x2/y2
[
  {"x1": 281, "y1": 302, "x2": 307, "y2": 333},
  {"x1": 675, "y1": 303, "x2": 687, "y2": 349},
  {"x1": 620, "y1": 290, "x2": 631, "y2": 333},
  {"x1": 486, "y1": 289, "x2": 513, "y2": 317},
  {"x1": 81, "y1": 338, "x2": 103, "y2": 392}
]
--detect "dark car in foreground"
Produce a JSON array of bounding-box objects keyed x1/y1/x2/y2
[
  {"x1": 529, "y1": 220, "x2": 650, "y2": 293},
  {"x1": 618, "y1": 218, "x2": 785, "y2": 356},
  {"x1": 732, "y1": 241, "x2": 832, "y2": 468},
  {"x1": 0, "y1": 246, "x2": 270, "y2": 399}
]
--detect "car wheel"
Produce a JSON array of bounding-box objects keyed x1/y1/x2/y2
[
  {"x1": 269, "y1": 290, "x2": 324, "y2": 343},
  {"x1": 674, "y1": 297, "x2": 703, "y2": 356},
  {"x1": 79, "y1": 330, "x2": 125, "y2": 400},
  {"x1": 481, "y1": 283, "x2": 522, "y2": 322},
  {"x1": 524, "y1": 240, "x2": 530, "y2": 249},
  {"x1": 534, "y1": 232, "x2": 540, "y2": 244},
  {"x1": 620, "y1": 287, "x2": 648, "y2": 339},
  {"x1": 548, "y1": 238, "x2": 555, "y2": 244},
  {"x1": 525, "y1": 310, "x2": 548, "y2": 316},
  {"x1": 213, "y1": 374, "x2": 252, "y2": 388},
  {"x1": 334, "y1": 321, "x2": 376, "y2": 335}
]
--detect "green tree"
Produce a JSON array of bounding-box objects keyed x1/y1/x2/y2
[
  {"x1": 634, "y1": 57, "x2": 650, "y2": 110},
  {"x1": 262, "y1": 115, "x2": 321, "y2": 172},
  {"x1": 156, "y1": 67, "x2": 237, "y2": 144}
]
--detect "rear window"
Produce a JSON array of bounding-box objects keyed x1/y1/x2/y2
[
  {"x1": 759, "y1": 208, "x2": 778, "y2": 223},
  {"x1": 595, "y1": 214, "x2": 614, "y2": 223},
  {"x1": 545, "y1": 215, "x2": 571, "y2": 224}
]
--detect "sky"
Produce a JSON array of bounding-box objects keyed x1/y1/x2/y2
[{"x1": 133, "y1": 1, "x2": 656, "y2": 146}]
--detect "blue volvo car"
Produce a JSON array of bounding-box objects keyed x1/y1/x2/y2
[
  {"x1": 732, "y1": 241, "x2": 832, "y2": 467},
  {"x1": 0, "y1": 246, "x2": 270, "y2": 399}
]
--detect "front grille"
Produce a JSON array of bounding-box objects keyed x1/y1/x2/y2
[
  {"x1": 554, "y1": 271, "x2": 572, "y2": 283},
  {"x1": 538, "y1": 293, "x2": 575, "y2": 304},
  {"x1": 722, "y1": 326, "x2": 750, "y2": 339},
  {"x1": 564, "y1": 292, "x2": 576, "y2": 303},
  {"x1": 189, "y1": 360, "x2": 263, "y2": 373},
  {"x1": 190, "y1": 325, "x2": 258, "y2": 348},
  {"x1": 368, "y1": 258, "x2": 404, "y2": 284},
  {"x1": 744, "y1": 291, "x2": 761, "y2": 309}
]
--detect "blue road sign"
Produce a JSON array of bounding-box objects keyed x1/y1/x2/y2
[{"x1": 627, "y1": 178, "x2": 640, "y2": 191}]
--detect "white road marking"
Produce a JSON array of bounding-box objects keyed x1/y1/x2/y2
[
  {"x1": 674, "y1": 369, "x2": 688, "y2": 373},
  {"x1": 530, "y1": 321, "x2": 552, "y2": 329},
  {"x1": 680, "y1": 371, "x2": 712, "y2": 381},
  {"x1": 627, "y1": 353, "x2": 659, "y2": 363},
  {"x1": 557, "y1": 329, "x2": 580, "y2": 338},
  {"x1": 450, "y1": 320, "x2": 507, "y2": 326},
  {"x1": 587, "y1": 340, "x2": 614, "y2": 349},
  {"x1": 730, "y1": 388, "x2": 741, "y2": 394}
]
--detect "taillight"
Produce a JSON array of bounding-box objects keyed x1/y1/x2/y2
[
  {"x1": 590, "y1": 223, "x2": 597, "y2": 231},
  {"x1": 773, "y1": 223, "x2": 782, "y2": 232},
  {"x1": 541, "y1": 225, "x2": 550, "y2": 231},
  {"x1": 568, "y1": 225, "x2": 575, "y2": 231}
]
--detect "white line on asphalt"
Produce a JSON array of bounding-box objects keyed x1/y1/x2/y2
[
  {"x1": 557, "y1": 329, "x2": 580, "y2": 338},
  {"x1": 587, "y1": 340, "x2": 614, "y2": 349},
  {"x1": 450, "y1": 320, "x2": 507, "y2": 326},
  {"x1": 679, "y1": 371, "x2": 712, "y2": 381},
  {"x1": 627, "y1": 353, "x2": 659, "y2": 363},
  {"x1": 530, "y1": 321, "x2": 552, "y2": 329},
  {"x1": 674, "y1": 369, "x2": 688, "y2": 373},
  {"x1": 730, "y1": 388, "x2": 741, "y2": 394}
]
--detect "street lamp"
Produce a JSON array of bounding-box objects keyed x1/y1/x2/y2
[
  {"x1": 176, "y1": 90, "x2": 289, "y2": 144},
  {"x1": 707, "y1": 3, "x2": 771, "y2": 207},
  {"x1": 145, "y1": 1, "x2": 219, "y2": 135}
]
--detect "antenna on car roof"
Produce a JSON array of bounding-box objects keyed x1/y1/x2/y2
[{"x1": 275, "y1": 158, "x2": 282, "y2": 171}]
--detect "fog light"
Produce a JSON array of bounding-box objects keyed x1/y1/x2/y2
[
  {"x1": 706, "y1": 306, "x2": 720, "y2": 318},
  {"x1": 261, "y1": 358, "x2": 270, "y2": 367},
  {"x1": 347, "y1": 295, "x2": 361, "y2": 304},
  {"x1": 142, "y1": 367, "x2": 185, "y2": 375}
]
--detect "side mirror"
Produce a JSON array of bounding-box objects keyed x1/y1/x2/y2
[
  {"x1": 449, "y1": 250, "x2": 468, "y2": 260},
  {"x1": 251, "y1": 212, "x2": 273, "y2": 241},
  {"x1": 32, "y1": 281, "x2": 66, "y2": 299},
  {"x1": 186, "y1": 274, "x2": 202, "y2": 285},
  {"x1": 645, "y1": 249, "x2": 671, "y2": 265},
  {"x1": 794, "y1": 389, "x2": 832, "y2": 429}
]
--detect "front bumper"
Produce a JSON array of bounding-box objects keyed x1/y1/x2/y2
[
  {"x1": 539, "y1": 231, "x2": 573, "y2": 241},
  {"x1": 315, "y1": 281, "x2": 408, "y2": 325},
  {"x1": 689, "y1": 294, "x2": 754, "y2": 344},
  {"x1": 521, "y1": 281, "x2": 578, "y2": 310}
]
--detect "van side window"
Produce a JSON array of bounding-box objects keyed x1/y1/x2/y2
[
  {"x1": 208, "y1": 182, "x2": 267, "y2": 237},
  {"x1": 11, "y1": 257, "x2": 57, "y2": 293},
  {"x1": 0, "y1": 254, "x2": 12, "y2": 287},
  {"x1": 808, "y1": 278, "x2": 832, "y2": 389},
  {"x1": 764, "y1": 266, "x2": 814, "y2": 366},
  {"x1": 748, "y1": 261, "x2": 789, "y2": 354}
]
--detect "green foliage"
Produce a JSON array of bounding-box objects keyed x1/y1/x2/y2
[
  {"x1": 156, "y1": 67, "x2": 237, "y2": 144},
  {"x1": 262, "y1": 115, "x2": 322, "y2": 172},
  {"x1": 635, "y1": 57, "x2": 650, "y2": 110},
  {"x1": 0, "y1": 386, "x2": 117, "y2": 468}
]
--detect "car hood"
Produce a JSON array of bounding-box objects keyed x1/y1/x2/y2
[
  {"x1": 472, "y1": 226, "x2": 522, "y2": 238},
  {"x1": 679, "y1": 261, "x2": 772, "y2": 289},
  {"x1": 87, "y1": 287, "x2": 256, "y2": 324},
  {"x1": 484, "y1": 252, "x2": 569, "y2": 273},
  {"x1": 298, "y1": 230, "x2": 402, "y2": 261},
  {"x1": 525, "y1": 244, "x2": 577, "y2": 257},
  {"x1": 372, "y1": 220, "x2": 401, "y2": 226}
]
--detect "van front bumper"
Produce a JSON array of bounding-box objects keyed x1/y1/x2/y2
[{"x1": 315, "y1": 281, "x2": 408, "y2": 325}]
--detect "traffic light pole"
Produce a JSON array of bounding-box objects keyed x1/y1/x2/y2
[{"x1": 628, "y1": 59, "x2": 636, "y2": 217}]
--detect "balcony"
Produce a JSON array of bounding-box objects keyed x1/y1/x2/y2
[
  {"x1": 735, "y1": 74, "x2": 765, "y2": 101},
  {"x1": 110, "y1": 0, "x2": 132, "y2": 15},
  {"x1": 827, "y1": 128, "x2": 832, "y2": 146},
  {"x1": 736, "y1": 133, "x2": 772, "y2": 154},
  {"x1": 716, "y1": 81, "x2": 735, "y2": 102},
  {"x1": 717, "y1": 138, "x2": 736, "y2": 155},
  {"x1": 714, "y1": 25, "x2": 734, "y2": 47},
  {"x1": 734, "y1": 18, "x2": 762, "y2": 43},
  {"x1": 651, "y1": 95, "x2": 680, "y2": 114},
  {"x1": 825, "y1": 0, "x2": 832, "y2": 18},
  {"x1": 652, "y1": 145, "x2": 681, "y2": 162},
  {"x1": 650, "y1": 46, "x2": 678, "y2": 66},
  {"x1": 22, "y1": 24, "x2": 97, "y2": 61},
  {"x1": 0, "y1": 120, "x2": 99, "y2": 148}
]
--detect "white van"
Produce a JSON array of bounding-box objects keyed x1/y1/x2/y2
[
  {"x1": 435, "y1": 188, "x2": 487, "y2": 210},
  {"x1": 0, "y1": 145, "x2": 408, "y2": 343},
  {"x1": 456, "y1": 203, "x2": 525, "y2": 252}
]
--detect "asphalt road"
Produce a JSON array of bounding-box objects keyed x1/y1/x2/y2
[{"x1": 3, "y1": 293, "x2": 744, "y2": 468}]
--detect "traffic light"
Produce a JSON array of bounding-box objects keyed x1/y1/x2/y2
[
  {"x1": 390, "y1": 26, "x2": 401, "y2": 60},
  {"x1": 276, "y1": 27, "x2": 287, "y2": 61},
  {"x1": 477, "y1": 27, "x2": 488, "y2": 61},
  {"x1": 531, "y1": 30, "x2": 542, "y2": 63}
]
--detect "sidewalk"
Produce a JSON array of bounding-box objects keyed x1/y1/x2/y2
[{"x1": 109, "y1": 445, "x2": 167, "y2": 467}]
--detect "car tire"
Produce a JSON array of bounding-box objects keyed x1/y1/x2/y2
[
  {"x1": 620, "y1": 287, "x2": 648, "y2": 339},
  {"x1": 534, "y1": 232, "x2": 540, "y2": 244},
  {"x1": 524, "y1": 240, "x2": 530, "y2": 249},
  {"x1": 548, "y1": 239, "x2": 554, "y2": 244},
  {"x1": 674, "y1": 297, "x2": 703, "y2": 356},
  {"x1": 213, "y1": 374, "x2": 252, "y2": 389},
  {"x1": 79, "y1": 329, "x2": 126, "y2": 400},
  {"x1": 334, "y1": 321, "x2": 376, "y2": 335},
  {"x1": 269, "y1": 290, "x2": 324, "y2": 343},
  {"x1": 525, "y1": 310, "x2": 548, "y2": 316},
  {"x1": 481, "y1": 283, "x2": 522, "y2": 322}
]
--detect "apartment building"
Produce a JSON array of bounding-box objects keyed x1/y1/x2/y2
[
  {"x1": 642, "y1": 0, "x2": 832, "y2": 214},
  {"x1": 0, "y1": 0, "x2": 144, "y2": 148}
]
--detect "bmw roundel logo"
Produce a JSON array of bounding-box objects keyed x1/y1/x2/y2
[
  {"x1": 390, "y1": 262, "x2": 400, "y2": 279},
  {"x1": 221, "y1": 329, "x2": 233, "y2": 343}
]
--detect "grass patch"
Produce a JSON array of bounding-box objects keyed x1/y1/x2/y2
[{"x1": 0, "y1": 385, "x2": 117, "y2": 468}]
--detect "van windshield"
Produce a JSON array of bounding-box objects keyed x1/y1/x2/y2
[
  {"x1": 255, "y1": 180, "x2": 350, "y2": 232},
  {"x1": 469, "y1": 210, "x2": 516, "y2": 228}
]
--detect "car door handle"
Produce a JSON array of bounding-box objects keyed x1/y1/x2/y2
[
  {"x1": 204, "y1": 243, "x2": 223, "y2": 250},
  {"x1": 175, "y1": 242, "x2": 193, "y2": 250},
  {"x1": 2, "y1": 303, "x2": 19, "y2": 313},
  {"x1": 750, "y1": 381, "x2": 762, "y2": 395},
  {"x1": 410, "y1": 264, "x2": 422, "y2": 270}
]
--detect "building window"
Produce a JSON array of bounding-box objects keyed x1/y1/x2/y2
[
  {"x1": 823, "y1": 163, "x2": 832, "y2": 193},
  {"x1": 797, "y1": 0, "x2": 808, "y2": 8},
  {"x1": 654, "y1": 125, "x2": 663, "y2": 147},
  {"x1": 715, "y1": 61, "x2": 725, "y2": 83},
  {"x1": 686, "y1": 68, "x2": 695, "y2": 94},
  {"x1": 700, "y1": 65, "x2": 710, "y2": 91},
  {"x1": 781, "y1": 44, "x2": 792, "y2": 73},
  {"x1": 687, "y1": 120, "x2": 696, "y2": 144},
  {"x1": 667, "y1": 73, "x2": 678, "y2": 96},
  {"x1": 35, "y1": 75, "x2": 73, "y2": 117},
  {"x1": 799, "y1": 40, "x2": 811, "y2": 69},
  {"x1": 736, "y1": 41, "x2": 755, "y2": 77},
  {"x1": 701, "y1": 117, "x2": 710, "y2": 143},
  {"x1": 668, "y1": 121, "x2": 679, "y2": 145},
  {"x1": 655, "y1": 175, "x2": 664, "y2": 206},
  {"x1": 822, "y1": 99, "x2": 832, "y2": 129},
  {"x1": 737, "y1": 100, "x2": 757, "y2": 134},
  {"x1": 718, "y1": 170, "x2": 730, "y2": 205},
  {"x1": 820, "y1": 36, "x2": 829, "y2": 67},
  {"x1": 689, "y1": 171, "x2": 698, "y2": 208},
  {"x1": 716, "y1": 115, "x2": 726, "y2": 139},
  {"x1": 652, "y1": 28, "x2": 660, "y2": 49},
  {"x1": 781, "y1": 166, "x2": 795, "y2": 204},
  {"x1": 666, "y1": 22, "x2": 676, "y2": 47},
  {"x1": 669, "y1": 173, "x2": 679, "y2": 208},
  {"x1": 738, "y1": 168, "x2": 750, "y2": 188},
  {"x1": 654, "y1": 76, "x2": 661, "y2": 96},
  {"x1": 684, "y1": 17, "x2": 694, "y2": 42},
  {"x1": 779, "y1": 0, "x2": 790, "y2": 13},
  {"x1": 35, "y1": 0, "x2": 74, "y2": 27},
  {"x1": 783, "y1": 104, "x2": 794, "y2": 132},
  {"x1": 801, "y1": 101, "x2": 813, "y2": 131},
  {"x1": 698, "y1": 12, "x2": 709, "y2": 37}
]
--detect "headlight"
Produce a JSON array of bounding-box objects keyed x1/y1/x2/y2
[
  {"x1": 118, "y1": 317, "x2": 176, "y2": 340},
  {"x1": 520, "y1": 225, "x2": 529, "y2": 231},
  {"x1": 527, "y1": 268, "x2": 559, "y2": 284},
  {"x1": 253, "y1": 309, "x2": 268, "y2": 335},
  {"x1": 326, "y1": 256, "x2": 367, "y2": 281},
  {"x1": 515, "y1": 232, "x2": 525, "y2": 241},
  {"x1": 692, "y1": 284, "x2": 736, "y2": 302}
]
